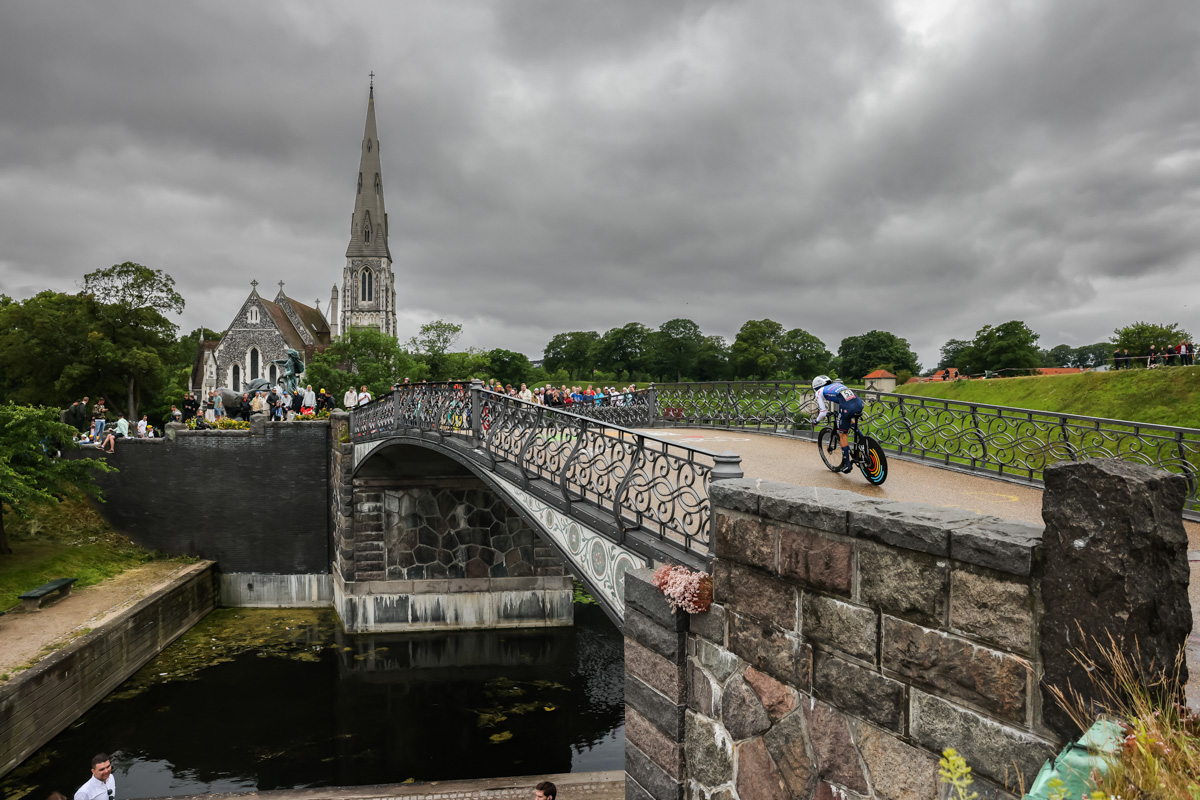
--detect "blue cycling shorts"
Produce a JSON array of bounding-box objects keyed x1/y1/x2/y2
[{"x1": 836, "y1": 397, "x2": 864, "y2": 432}]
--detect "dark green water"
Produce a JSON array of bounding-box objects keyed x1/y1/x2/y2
[{"x1": 2, "y1": 605, "x2": 625, "y2": 799}]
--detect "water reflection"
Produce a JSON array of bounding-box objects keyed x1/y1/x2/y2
[{"x1": 2, "y1": 605, "x2": 624, "y2": 799}]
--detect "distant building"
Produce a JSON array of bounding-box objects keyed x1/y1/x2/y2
[
  {"x1": 862, "y1": 369, "x2": 897, "y2": 393},
  {"x1": 192, "y1": 281, "x2": 332, "y2": 396}
]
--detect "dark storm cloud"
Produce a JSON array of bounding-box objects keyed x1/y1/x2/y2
[{"x1": 1, "y1": 0, "x2": 1197, "y2": 369}]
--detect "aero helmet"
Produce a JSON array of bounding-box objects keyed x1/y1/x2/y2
[{"x1": 811, "y1": 375, "x2": 832, "y2": 391}]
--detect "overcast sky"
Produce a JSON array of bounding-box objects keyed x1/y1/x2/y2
[{"x1": 1, "y1": 1, "x2": 1197, "y2": 369}]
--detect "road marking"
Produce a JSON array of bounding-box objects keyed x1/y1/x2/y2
[{"x1": 963, "y1": 490, "x2": 1021, "y2": 504}]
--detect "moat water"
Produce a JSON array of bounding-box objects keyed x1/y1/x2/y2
[{"x1": 2, "y1": 605, "x2": 625, "y2": 799}]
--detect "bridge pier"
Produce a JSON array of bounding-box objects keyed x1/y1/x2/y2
[{"x1": 330, "y1": 412, "x2": 573, "y2": 632}]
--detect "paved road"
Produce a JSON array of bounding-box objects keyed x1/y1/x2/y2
[{"x1": 646, "y1": 427, "x2": 1050, "y2": 525}]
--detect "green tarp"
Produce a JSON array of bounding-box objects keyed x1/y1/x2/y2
[{"x1": 1023, "y1": 719, "x2": 1123, "y2": 799}]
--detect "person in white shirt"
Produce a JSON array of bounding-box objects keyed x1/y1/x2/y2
[
  {"x1": 137, "y1": 416, "x2": 148, "y2": 438},
  {"x1": 343, "y1": 387, "x2": 358, "y2": 409},
  {"x1": 74, "y1": 753, "x2": 115, "y2": 800},
  {"x1": 357, "y1": 385, "x2": 372, "y2": 406}
]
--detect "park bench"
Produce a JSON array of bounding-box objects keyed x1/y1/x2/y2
[{"x1": 18, "y1": 577, "x2": 78, "y2": 612}]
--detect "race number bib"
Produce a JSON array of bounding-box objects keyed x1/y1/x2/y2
[{"x1": 838, "y1": 388, "x2": 857, "y2": 401}]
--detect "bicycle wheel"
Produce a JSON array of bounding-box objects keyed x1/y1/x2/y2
[
  {"x1": 857, "y1": 436, "x2": 888, "y2": 485},
  {"x1": 817, "y1": 427, "x2": 841, "y2": 472}
]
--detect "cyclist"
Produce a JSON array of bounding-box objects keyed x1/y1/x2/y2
[{"x1": 811, "y1": 375, "x2": 864, "y2": 473}]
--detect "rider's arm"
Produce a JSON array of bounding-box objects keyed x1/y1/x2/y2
[{"x1": 814, "y1": 390, "x2": 828, "y2": 422}]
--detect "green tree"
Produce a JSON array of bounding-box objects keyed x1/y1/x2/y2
[
  {"x1": 731, "y1": 319, "x2": 785, "y2": 379},
  {"x1": 779, "y1": 327, "x2": 831, "y2": 379},
  {"x1": 1074, "y1": 343, "x2": 1112, "y2": 369},
  {"x1": 308, "y1": 327, "x2": 427, "y2": 400},
  {"x1": 694, "y1": 335, "x2": 731, "y2": 381},
  {"x1": 959, "y1": 321, "x2": 1042, "y2": 373},
  {"x1": 486, "y1": 349, "x2": 533, "y2": 387},
  {"x1": 937, "y1": 339, "x2": 971, "y2": 370},
  {"x1": 651, "y1": 319, "x2": 704, "y2": 381},
  {"x1": 406, "y1": 319, "x2": 463, "y2": 380},
  {"x1": 0, "y1": 404, "x2": 115, "y2": 555},
  {"x1": 0, "y1": 291, "x2": 95, "y2": 407},
  {"x1": 1111, "y1": 321, "x2": 1192, "y2": 361},
  {"x1": 1045, "y1": 344, "x2": 1075, "y2": 367},
  {"x1": 594, "y1": 323, "x2": 652, "y2": 381},
  {"x1": 543, "y1": 331, "x2": 601, "y2": 379},
  {"x1": 838, "y1": 330, "x2": 920, "y2": 382}
]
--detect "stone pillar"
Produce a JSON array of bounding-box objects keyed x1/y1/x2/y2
[
  {"x1": 1039, "y1": 459, "x2": 1191, "y2": 738},
  {"x1": 624, "y1": 568, "x2": 689, "y2": 800}
]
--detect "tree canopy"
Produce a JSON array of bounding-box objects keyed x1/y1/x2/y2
[
  {"x1": 956, "y1": 320, "x2": 1041, "y2": 373},
  {"x1": 0, "y1": 404, "x2": 114, "y2": 555},
  {"x1": 838, "y1": 330, "x2": 920, "y2": 381},
  {"x1": 1111, "y1": 321, "x2": 1192, "y2": 356},
  {"x1": 308, "y1": 327, "x2": 427, "y2": 399}
]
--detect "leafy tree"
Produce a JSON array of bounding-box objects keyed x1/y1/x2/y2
[
  {"x1": 0, "y1": 404, "x2": 115, "y2": 555},
  {"x1": 731, "y1": 319, "x2": 785, "y2": 379},
  {"x1": 308, "y1": 327, "x2": 427, "y2": 399},
  {"x1": 81, "y1": 262, "x2": 185, "y2": 419},
  {"x1": 1074, "y1": 343, "x2": 1113, "y2": 369},
  {"x1": 1111, "y1": 321, "x2": 1192, "y2": 359},
  {"x1": 838, "y1": 330, "x2": 920, "y2": 382},
  {"x1": 594, "y1": 323, "x2": 652, "y2": 381},
  {"x1": 406, "y1": 320, "x2": 462, "y2": 380},
  {"x1": 0, "y1": 291, "x2": 96, "y2": 407},
  {"x1": 779, "y1": 327, "x2": 831, "y2": 379},
  {"x1": 651, "y1": 319, "x2": 704, "y2": 382},
  {"x1": 694, "y1": 335, "x2": 731, "y2": 381},
  {"x1": 958, "y1": 321, "x2": 1041, "y2": 373},
  {"x1": 543, "y1": 331, "x2": 601, "y2": 379},
  {"x1": 443, "y1": 349, "x2": 490, "y2": 381},
  {"x1": 937, "y1": 339, "x2": 971, "y2": 370},
  {"x1": 1044, "y1": 344, "x2": 1076, "y2": 367},
  {"x1": 486, "y1": 349, "x2": 533, "y2": 387}
]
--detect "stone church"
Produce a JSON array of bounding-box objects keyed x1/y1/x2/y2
[{"x1": 193, "y1": 83, "x2": 399, "y2": 396}]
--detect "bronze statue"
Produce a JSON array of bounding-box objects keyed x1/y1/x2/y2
[{"x1": 271, "y1": 349, "x2": 306, "y2": 394}]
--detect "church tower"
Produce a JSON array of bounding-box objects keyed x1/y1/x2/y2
[{"x1": 340, "y1": 80, "x2": 397, "y2": 336}]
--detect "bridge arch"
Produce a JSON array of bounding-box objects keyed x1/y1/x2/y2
[{"x1": 352, "y1": 435, "x2": 648, "y2": 623}]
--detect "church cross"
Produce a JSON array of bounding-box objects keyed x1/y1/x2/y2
[
  {"x1": 369, "y1": 71, "x2": 375, "y2": 88},
  {"x1": 278, "y1": 280, "x2": 285, "y2": 294},
  {"x1": 251, "y1": 280, "x2": 258, "y2": 289}
]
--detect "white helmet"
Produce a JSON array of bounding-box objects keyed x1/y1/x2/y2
[{"x1": 811, "y1": 375, "x2": 832, "y2": 391}]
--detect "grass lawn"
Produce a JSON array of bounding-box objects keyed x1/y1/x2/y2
[
  {"x1": 0, "y1": 499, "x2": 156, "y2": 612},
  {"x1": 896, "y1": 367, "x2": 1200, "y2": 429}
]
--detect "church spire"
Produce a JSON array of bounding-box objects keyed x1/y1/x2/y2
[{"x1": 346, "y1": 82, "x2": 391, "y2": 260}]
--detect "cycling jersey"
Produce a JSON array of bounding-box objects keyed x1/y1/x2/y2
[{"x1": 815, "y1": 382, "x2": 864, "y2": 430}]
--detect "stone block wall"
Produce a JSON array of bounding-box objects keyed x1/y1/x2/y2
[
  {"x1": 330, "y1": 411, "x2": 355, "y2": 580},
  {"x1": 624, "y1": 463, "x2": 1190, "y2": 800}
]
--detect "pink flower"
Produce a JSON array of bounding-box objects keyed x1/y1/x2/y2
[{"x1": 651, "y1": 564, "x2": 713, "y2": 614}]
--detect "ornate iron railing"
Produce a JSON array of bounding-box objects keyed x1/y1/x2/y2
[
  {"x1": 653, "y1": 381, "x2": 1200, "y2": 517},
  {"x1": 566, "y1": 388, "x2": 655, "y2": 428},
  {"x1": 352, "y1": 381, "x2": 742, "y2": 557}
]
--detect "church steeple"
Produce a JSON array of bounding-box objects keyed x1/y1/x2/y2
[
  {"x1": 339, "y1": 78, "x2": 398, "y2": 337},
  {"x1": 346, "y1": 81, "x2": 391, "y2": 260}
]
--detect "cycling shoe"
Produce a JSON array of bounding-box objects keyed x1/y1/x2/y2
[{"x1": 839, "y1": 462, "x2": 854, "y2": 473}]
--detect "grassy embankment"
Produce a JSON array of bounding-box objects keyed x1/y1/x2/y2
[
  {"x1": 0, "y1": 499, "x2": 157, "y2": 612},
  {"x1": 894, "y1": 366, "x2": 1200, "y2": 429}
]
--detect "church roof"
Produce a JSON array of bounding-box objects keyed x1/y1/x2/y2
[
  {"x1": 260, "y1": 297, "x2": 308, "y2": 351},
  {"x1": 345, "y1": 85, "x2": 392, "y2": 260}
]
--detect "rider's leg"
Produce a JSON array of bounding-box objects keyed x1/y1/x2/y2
[{"x1": 837, "y1": 429, "x2": 851, "y2": 471}]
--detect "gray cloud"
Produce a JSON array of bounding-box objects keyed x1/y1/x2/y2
[{"x1": 1, "y1": 0, "x2": 1197, "y2": 372}]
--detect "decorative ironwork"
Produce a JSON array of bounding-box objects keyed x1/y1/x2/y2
[
  {"x1": 353, "y1": 384, "x2": 735, "y2": 557},
  {"x1": 653, "y1": 381, "x2": 1200, "y2": 518},
  {"x1": 567, "y1": 388, "x2": 655, "y2": 428}
]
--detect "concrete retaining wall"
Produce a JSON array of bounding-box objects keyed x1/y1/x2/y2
[
  {"x1": 81, "y1": 421, "x2": 331, "y2": 573},
  {"x1": 218, "y1": 572, "x2": 333, "y2": 607},
  {"x1": 0, "y1": 562, "x2": 217, "y2": 778}
]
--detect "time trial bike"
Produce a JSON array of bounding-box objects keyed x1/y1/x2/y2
[{"x1": 814, "y1": 413, "x2": 888, "y2": 486}]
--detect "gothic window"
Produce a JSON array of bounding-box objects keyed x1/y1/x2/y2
[
  {"x1": 269, "y1": 364, "x2": 278, "y2": 384},
  {"x1": 250, "y1": 348, "x2": 260, "y2": 380},
  {"x1": 248, "y1": 306, "x2": 260, "y2": 324},
  {"x1": 374, "y1": 174, "x2": 381, "y2": 196},
  {"x1": 232, "y1": 364, "x2": 241, "y2": 390},
  {"x1": 357, "y1": 173, "x2": 362, "y2": 194},
  {"x1": 361, "y1": 268, "x2": 374, "y2": 302},
  {"x1": 367, "y1": 138, "x2": 372, "y2": 152},
  {"x1": 363, "y1": 226, "x2": 370, "y2": 243}
]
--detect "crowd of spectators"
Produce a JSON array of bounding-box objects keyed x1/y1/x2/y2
[
  {"x1": 481, "y1": 380, "x2": 641, "y2": 408},
  {"x1": 63, "y1": 396, "x2": 157, "y2": 451},
  {"x1": 196, "y1": 385, "x2": 337, "y2": 423},
  {"x1": 1112, "y1": 341, "x2": 1195, "y2": 369}
]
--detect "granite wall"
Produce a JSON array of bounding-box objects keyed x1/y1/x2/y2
[{"x1": 622, "y1": 460, "x2": 1190, "y2": 800}]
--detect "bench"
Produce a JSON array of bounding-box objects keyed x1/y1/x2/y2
[{"x1": 18, "y1": 577, "x2": 78, "y2": 612}]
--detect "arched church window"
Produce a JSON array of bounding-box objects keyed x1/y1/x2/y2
[
  {"x1": 250, "y1": 348, "x2": 259, "y2": 380},
  {"x1": 361, "y1": 268, "x2": 374, "y2": 302},
  {"x1": 374, "y1": 174, "x2": 381, "y2": 196},
  {"x1": 357, "y1": 173, "x2": 362, "y2": 194},
  {"x1": 248, "y1": 306, "x2": 259, "y2": 324},
  {"x1": 269, "y1": 364, "x2": 278, "y2": 385},
  {"x1": 364, "y1": 226, "x2": 371, "y2": 243},
  {"x1": 232, "y1": 364, "x2": 241, "y2": 390}
]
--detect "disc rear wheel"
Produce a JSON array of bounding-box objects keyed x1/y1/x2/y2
[
  {"x1": 857, "y1": 436, "x2": 888, "y2": 485},
  {"x1": 817, "y1": 427, "x2": 841, "y2": 472}
]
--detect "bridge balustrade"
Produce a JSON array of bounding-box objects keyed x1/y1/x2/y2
[{"x1": 353, "y1": 381, "x2": 743, "y2": 563}]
